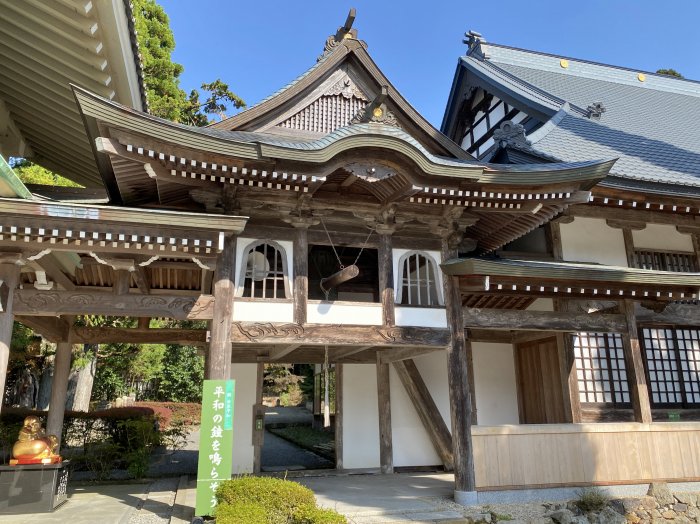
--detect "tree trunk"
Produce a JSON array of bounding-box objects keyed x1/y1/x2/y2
[
  {"x1": 36, "y1": 354, "x2": 54, "y2": 410},
  {"x1": 65, "y1": 344, "x2": 97, "y2": 412}
]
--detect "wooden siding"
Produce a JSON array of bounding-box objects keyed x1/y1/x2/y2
[
  {"x1": 278, "y1": 94, "x2": 367, "y2": 135},
  {"x1": 473, "y1": 423, "x2": 700, "y2": 489}
]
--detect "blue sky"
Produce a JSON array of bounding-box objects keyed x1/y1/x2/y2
[{"x1": 159, "y1": 0, "x2": 700, "y2": 127}]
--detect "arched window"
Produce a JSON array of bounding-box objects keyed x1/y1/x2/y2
[
  {"x1": 396, "y1": 251, "x2": 443, "y2": 306},
  {"x1": 238, "y1": 240, "x2": 290, "y2": 299}
]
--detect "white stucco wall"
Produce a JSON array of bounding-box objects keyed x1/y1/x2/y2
[
  {"x1": 233, "y1": 301, "x2": 294, "y2": 322},
  {"x1": 342, "y1": 364, "x2": 380, "y2": 468},
  {"x1": 560, "y1": 217, "x2": 628, "y2": 266},
  {"x1": 307, "y1": 302, "x2": 382, "y2": 325},
  {"x1": 526, "y1": 298, "x2": 554, "y2": 312},
  {"x1": 472, "y1": 342, "x2": 519, "y2": 425},
  {"x1": 394, "y1": 307, "x2": 447, "y2": 327},
  {"x1": 390, "y1": 351, "x2": 451, "y2": 467},
  {"x1": 230, "y1": 363, "x2": 258, "y2": 474},
  {"x1": 633, "y1": 224, "x2": 694, "y2": 252}
]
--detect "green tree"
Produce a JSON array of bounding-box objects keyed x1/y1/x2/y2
[
  {"x1": 156, "y1": 345, "x2": 204, "y2": 402},
  {"x1": 656, "y1": 68, "x2": 683, "y2": 78},
  {"x1": 12, "y1": 160, "x2": 80, "y2": 187},
  {"x1": 132, "y1": 0, "x2": 245, "y2": 124}
]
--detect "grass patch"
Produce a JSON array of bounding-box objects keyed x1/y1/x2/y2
[
  {"x1": 268, "y1": 425, "x2": 335, "y2": 461},
  {"x1": 574, "y1": 487, "x2": 610, "y2": 512}
]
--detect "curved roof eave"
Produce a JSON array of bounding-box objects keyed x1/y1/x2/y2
[{"x1": 74, "y1": 86, "x2": 615, "y2": 198}]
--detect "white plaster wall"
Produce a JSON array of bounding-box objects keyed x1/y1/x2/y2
[
  {"x1": 393, "y1": 248, "x2": 445, "y2": 303},
  {"x1": 633, "y1": 224, "x2": 694, "y2": 252},
  {"x1": 472, "y1": 342, "x2": 520, "y2": 425},
  {"x1": 235, "y1": 237, "x2": 294, "y2": 291},
  {"x1": 230, "y1": 363, "x2": 258, "y2": 474},
  {"x1": 343, "y1": 364, "x2": 380, "y2": 468},
  {"x1": 389, "y1": 352, "x2": 452, "y2": 467},
  {"x1": 233, "y1": 301, "x2": 294, "y2": 323},
  {"x1": 560, "y1": 217, "x2": 628, "y2": 267},
  {"x1": 307, "y1": 302, "x2": 382, "y2": 325},
  {"x1": 394, "y1": 307, "x2": 447, "y2": 327},
  {"x1": 526, "y1": 298, "x2": 554, "y2": 312}
]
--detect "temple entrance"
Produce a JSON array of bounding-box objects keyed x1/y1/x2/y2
[{"x1": 259, "y1": 363, "x2": 337, "y2": 472}]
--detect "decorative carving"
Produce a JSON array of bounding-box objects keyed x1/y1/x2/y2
[
  {"x1": 351, "y1": 105, "x2": 400, "y2": 128},
  {"x1": 233, "y1": 322, "x2": 305, "y2": 342},
  {"x1": 88, "y1": 252, "x2": 135, "y2": 272},
  {"x1": 318, "y1": 8, "x2": 362, "y2": 61},
  {"x1": 324, "y1": 76, "x2": 368, "y2": 101},
  {"x1": 462, "y1": 30, "x2": 485, "y2": 52},
  {"x1": 13, "y1": 290, "x2": 214, "y2": 320},
  {"x1": 353, "y1": 204, "x2": 408, "y2": 235},
  {"x1": 587, "y1": 101, "x2": 606, "y2": 119},
  {"x1": 373, "y1": 326, "x2": 449, "y2": 346},
  {"x1": 492, "y1": 120, "x2": 530, "y2": 149}
]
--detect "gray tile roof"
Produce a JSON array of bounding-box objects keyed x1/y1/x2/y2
[{"x1": 471, "y1": 43, "x2": 700, "y2": 191}]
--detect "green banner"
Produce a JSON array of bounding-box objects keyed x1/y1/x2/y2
[{"x1": 195, "y1": 379, "x2": 235, "y2": 516}]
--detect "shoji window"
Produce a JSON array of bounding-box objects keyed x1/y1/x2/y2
[{"x1": 573, "y1": 333, "x2": 630, "y2": 406}]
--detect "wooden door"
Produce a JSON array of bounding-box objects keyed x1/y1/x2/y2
[{"x1": 515, "y1": 337, "x2": 566, "y2": 424}]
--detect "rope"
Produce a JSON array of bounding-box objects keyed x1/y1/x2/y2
[{"x1": 321, "y1": 219, "x2": 344, "y2": 269}]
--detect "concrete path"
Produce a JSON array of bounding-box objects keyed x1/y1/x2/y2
[
  {"x1": 261, "y1": 429, "x2": 333, "y2": 471},
  {"x1": 298, "y1": 473, "x2": 468, "y2": 524},
  {"x1": 264, "y1": 405, "x2": 314, "y2": 425},
  {"x1": 0, "y1": 482, "x2": 150, "y2": 524}
]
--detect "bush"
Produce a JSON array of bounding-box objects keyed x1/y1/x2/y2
[
  {"x1": 292, "y1": 505, "x2": 347, "y2": 524},
  {"x1": 215, "y1": 501, "x2": 267, "y2": 524},
  {"x1": 215, "y1": 476, "x2": 346, "y2": 524},
  {"x1": 574, "y1": 487, "x2": 610, "y2": 512}
]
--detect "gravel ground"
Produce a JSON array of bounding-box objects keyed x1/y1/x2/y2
[{"x1": 127, "y1": 477, "x2": 179, "y2": 524}]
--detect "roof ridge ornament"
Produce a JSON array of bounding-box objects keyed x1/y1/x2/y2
[
  {"x1": 350, "y1": 86, "x2": 401, "y2": 128},
  {"x1": 587, "y1": 101, "x2": 606, "y2": 120},
  {"x1": 493, "y1": 120, "x2": 531, "y2": 149},
  {"x1": 463, "y1": 30, "x2": 485, "y2": 54},
  {"x1": 319, "y1": 8, "x2": 361, "y2": 61}
]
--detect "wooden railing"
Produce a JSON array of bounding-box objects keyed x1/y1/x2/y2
[{"x1": 472, "y1": 423, "x2": 700, "y2": 489}]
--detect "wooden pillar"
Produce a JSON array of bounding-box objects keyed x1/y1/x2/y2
[
  {"x1": 440, "y1": 236, "x2": 476, "y2": 504},
  {"x1": 376, "y1": 353, "x2": 393, "y2": 474},
  {"x1": 620, "y1": 300, "x2": 652, "y2": 423},
  {"x1": 378, "y1": 233, "x2": 395, "y2": 326},
  {"x1": 622, "y1": 228, "x2": 636, "y2": 268},
  {"x1": 112, "y1": 269, "x2": 130, "y2": 295},
  {"x1": 208, "y1": 235, "x2": 236, "y2": 380},
  {"x1": 334, "y1": 363, "x2": 343, "y2": 470},
  {"x1": 0, "y1": 258, "x2": 20, "y2": 412},
  {"x1": 46, "y1": 321, "x2": 73, "y2": 446},
  {"x1": 553, "y1": 299, "x2": 581, "y2": 423},
  {"x1": 293, "y1": 225, "x2": 308, "y2": 325}
]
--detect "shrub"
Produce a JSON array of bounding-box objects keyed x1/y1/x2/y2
[
  {"x1": 217, "y1": 476, "x2": 315, "y2": 522},
  {"x1": 292, "y1": 504, "x2": 347, "y2": 524},
  {"x1": 215, "y1": 501, "x2": 267, "y2": 524},
  {"x1": 574, "y1": 487, "x2": 610, "y2": 512}
]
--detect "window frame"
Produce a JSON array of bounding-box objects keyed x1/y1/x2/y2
[
  {"x1": 395, "y1": 251, "x2": 444, "y2": 307},
  {"x1": 572, "y1": 332, "x2": 631, "y2": 408},
  {"x1": 236, "y1": 239, "x2": 292, "y2": 300},
  {"x1": 639, "y1": 325, "x2": 700, "y2": 408},
  {"x1": 632, "y1": 248, "x2": 697, "y2": 273}
]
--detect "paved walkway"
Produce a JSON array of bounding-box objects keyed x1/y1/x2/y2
[{"x1": 261, "y1": 429, "x2": 334, "y2": 471}]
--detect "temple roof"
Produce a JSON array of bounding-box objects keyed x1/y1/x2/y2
[{"x1": 443, "y1": 40, "x2": 700, "y2": 196}]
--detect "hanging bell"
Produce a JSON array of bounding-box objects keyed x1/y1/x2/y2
[{"x1": 320, "y1": 264, "x2": 359, "y2": 295}]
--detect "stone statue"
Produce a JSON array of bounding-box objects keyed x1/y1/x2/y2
[{"x1": 10, "y1": 416, "x2": 61, "y2": 465}]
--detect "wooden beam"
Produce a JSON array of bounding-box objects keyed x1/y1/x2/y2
[
  {"x1": 379, "y1": 347, "x2": 441, "y2": 364},
  {"x1": 208, "y1": 235, "x2": 236, "y2": 380},
  {"x1": 14, "y1": 290, "x2": 214, "y2": 319},
  {"x1": 71, "y1": 326, "x2": 207, "y2": 346},
  {"x1": 231, "y1": 323, "x2": 450, "y2": 347},
  {"x1": 269, "y1": 344, "x2": 302, "y2": 361},
  {"x1": 113, "y1": 269, "x2": 130, "y2": 295},
  {"x1": 462, "y1": 308, "x2": 627, "y2": 333},
  {"x1": 620, "y1": 300, "x2": 652, "y2": 424},
  {"x1": 15, "y1": 315, "x2": 69, "y2": 342},
  {"x1": 133, "y1": 266, "x2": 151, "y2": 295},
  {"x1": 293, "y1": 226, "x2": 308, "y2": 324},
  {"x1": 622, "y1": 228, "x2": 636, "y2": 268},
  {"x1": 393, "y1": 359, "x2": 453, "y2": 470},
  {"x1": 441, "y1": 235, "x2": 476, "y2": 500},
  {"x1": 568, "y1": 203, "x2": 700, "y2": 228},
  {"x1": 332, "y1": 345, "x2": 372, "y2": 360},
  {"x1": 34, "y1": 253, "x2": 75, "y2": 291},
  {"x1": 379, "y1": 233, "x2": 395, "y2": 326},
  {"x1": 376, "y1": 353, "x2": 393, "y2": 474},
  {"x1": 636, "y1": 303, "x2": 700, "y2": 325}
]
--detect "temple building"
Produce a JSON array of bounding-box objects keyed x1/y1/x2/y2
[{"x1": 0, "y1": 10, "x2": 698, "y2": 505}]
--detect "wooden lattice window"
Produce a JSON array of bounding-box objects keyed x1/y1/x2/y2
[
  {"x1": 641, "y1": 327, "x2": 700, "y2": 407},
  {"x1": 396, "y1": 252, "x2": 443, "y2": 306},
  {"x1": 238, "y1": 241, "x2": 290, "y2": 299},
  {"x1": 573, "y1": 333, "x2": 630, "y2": 406},
  {"x1": 634, "y1": 250, "x2": 697, "y2": 272}
]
